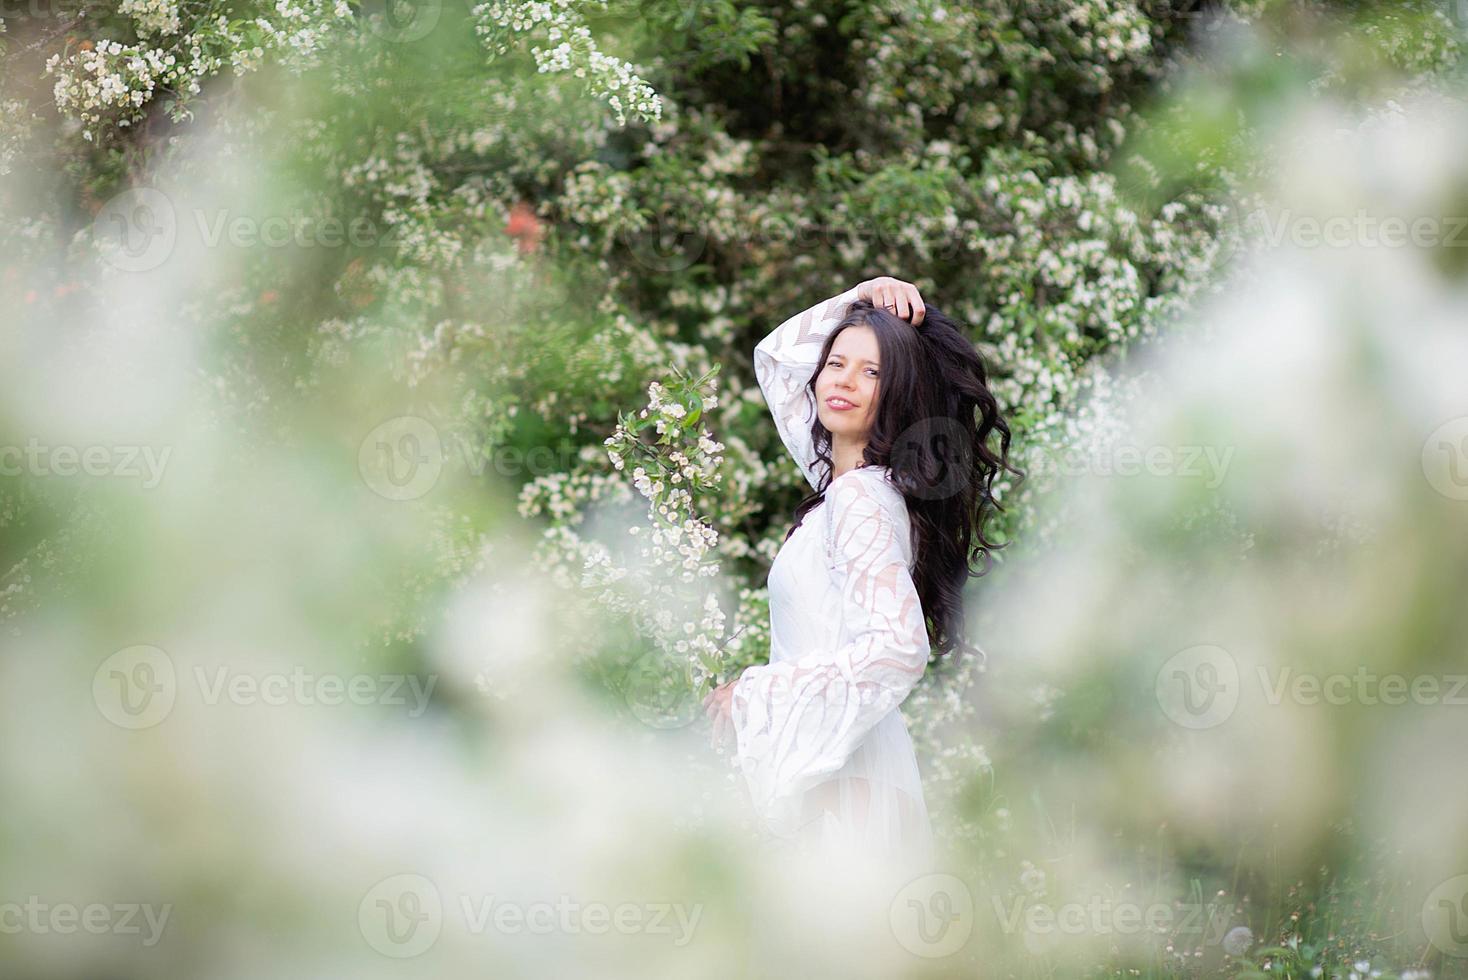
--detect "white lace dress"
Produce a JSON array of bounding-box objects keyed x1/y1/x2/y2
[{"x1": 727, "y1": 283, "x2": 935, "y2": 870}]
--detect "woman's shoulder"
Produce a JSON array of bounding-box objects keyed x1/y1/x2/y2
[
  {"x1": 826, "y1": 464, "x2": 909, "y2": 519},
  {"x1": 829, "y1": 462, "x2": 899, "y2": 492},
  {"x1": 822, "y1": 464, "x2": 916, "y2": 565}
]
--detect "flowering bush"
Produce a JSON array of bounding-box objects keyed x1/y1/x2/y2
[
  {"x1": 45, "y1": 0, "x2": 357, "y2": 141},
  {"x1": 518, "y1": 367, "x2": 740, "y2": 696},
  {"x1": 38, "y1": 0, "x2": 662, "y2": 143}
]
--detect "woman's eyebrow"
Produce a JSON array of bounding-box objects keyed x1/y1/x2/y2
[{"x1": 827, "y1": 355, "x2": 880, "y2": 366}]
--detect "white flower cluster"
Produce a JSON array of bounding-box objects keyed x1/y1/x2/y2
[
  {"x1": 46, "y1": 41, "x2": 189, "y2": 140},
  {"x1": 43, "y1": 0, "x2": 663, "y2": 144},
  {"x1": 337, "y1": 137, "x2": 463, "y2": 267},
  {"x1": 847, "y1": 0, "x2": 1162, "y2": 154},
  {"x1": 1059, "y1": 0, "x2": 1153, "y2": 65},
  {"x1": 119, "y1": 0, "x2": 183, "y2": 37},
  {"x1": 45, "y1": 1, "x2": 354, "y2": 142},
  {"x1": 520, "y1": 372, "x2": 733, "y2": 689},
  {"x1": 972, "y1": 158, "x2": 1226, "y2": 461},
  {"x1": 471, "y1": 0, "x2": 662, "y2": 126}
]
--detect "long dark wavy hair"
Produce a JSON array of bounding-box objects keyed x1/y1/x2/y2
[{"x1": 784, "y1": 297, "x2": 1023, "y2": 662}]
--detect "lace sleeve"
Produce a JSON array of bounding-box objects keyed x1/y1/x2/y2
[
  {"x1": 727, "y1": 468, "x2": 930, "y2": 833},
  {"x1": 753, "y1": 283, "x2": 863, "y2": 491}
]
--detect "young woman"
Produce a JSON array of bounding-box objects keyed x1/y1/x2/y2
[{"x1": 703, "y1": 275, "x2": 1019, "y2": 866}]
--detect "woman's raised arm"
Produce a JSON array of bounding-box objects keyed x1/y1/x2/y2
[
  {"x1": 752, "y1": 283, "x2": 864, "y2": 491},
  {"x1": 752, "y1": 277, "x2": 926, "y2": 491}
]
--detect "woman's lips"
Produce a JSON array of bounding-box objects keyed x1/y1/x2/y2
[{"x1": 825, "y1": 396, "x2": 858, "y2": 411}]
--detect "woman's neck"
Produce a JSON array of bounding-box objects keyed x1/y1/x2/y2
[{"x1": 831, "y1": 435, "x2": 868, "y2": 479}]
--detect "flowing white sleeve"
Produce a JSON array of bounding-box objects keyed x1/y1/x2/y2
[
  {"x1": 753, "y1": 284, "x2": 864, "y2": 491},
  {"x1": 728, "y1": 470, "x2": 930, "y2": 834}
]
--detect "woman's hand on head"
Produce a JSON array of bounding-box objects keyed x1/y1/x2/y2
[{"x1": 857, "y1": 276, "x2": 926, "y2": 325}]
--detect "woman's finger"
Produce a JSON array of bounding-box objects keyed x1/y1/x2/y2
[
  {"x1": 902, "y1": 285, "x2": 925, "y2": 324},
  {"x1": 899, "y1": 286, "x2": 915, "y2": 319}
]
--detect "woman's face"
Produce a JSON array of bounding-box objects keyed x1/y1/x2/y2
[{"x1": 815, "y1": 325, "x2": 880, "y2": 441}]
